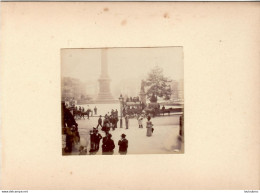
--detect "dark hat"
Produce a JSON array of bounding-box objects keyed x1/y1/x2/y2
[{"x1": 121, "y1": 133, "x2": 126, "y2": 138}]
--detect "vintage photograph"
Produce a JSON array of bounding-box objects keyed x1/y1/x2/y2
[{"x1": 61, "y1": 47, "x2": 184, "y2": 155}]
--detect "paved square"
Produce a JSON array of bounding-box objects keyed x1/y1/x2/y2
[{"x1": 68, "y1": 114, "x2": 183, "y2": 155}]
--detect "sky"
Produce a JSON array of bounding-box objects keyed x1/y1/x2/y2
[{"x1": 61, "y1": 47, "x2": 183, "y2": 97}]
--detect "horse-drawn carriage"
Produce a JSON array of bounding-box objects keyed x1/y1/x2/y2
[
  {"x1": 123, "y1": 102, "x2": 144, "y2": 118},
  {"x1": 159, "y1": 107, "x2": 183, "y2": 116},
  {"x1": 142, "y1": 102, "x2": 160, "y2": 117},
  {"x1": 125, "y1": 102, "x2": 183, "y2": 117},
  {"x1": 67, "y1": 106, "x2": 92, "y2": 120},
  {"x1": 123, "y1": 101, "x2": 162, "y2": 118}
]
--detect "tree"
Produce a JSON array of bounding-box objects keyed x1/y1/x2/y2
[
  {"x1": 144, "y1": 66, "x2": 172, "y2": 101},
  {"x1": 150, "y1": 93, "x2": 157, "y2": 103}
]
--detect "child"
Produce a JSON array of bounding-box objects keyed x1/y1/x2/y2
[{"x1": 138, "y1": 115, "x2": 143, "y2": 128}]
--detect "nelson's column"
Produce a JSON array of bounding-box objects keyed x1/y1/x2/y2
[{"x1": 95, "y1": 49, "x2": 117, "y2": 103}]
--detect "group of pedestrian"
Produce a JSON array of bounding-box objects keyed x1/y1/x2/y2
[
  {"x1": 62, "y1": 101, "x2": 80, "y2": 154},
  {"x1": 89, "y1": 128, "x2": 102, "y2": 152},
  {"x1": 63, "y1": 99, "x2": 160, "y2": 155},
  {"x1": 125, "y1": 96, "x2": 140, "y2": 103},
  {"x1": 76, "y1": 106, "x2": 85, "y2": 113},
  {"x1": 97, "y1": 109, "x2": 119, "y2": 132},
  {"x1": 101, "y1": 132, "x2": 128, "y2": 155},
  {"x1": 82, "y1": 127, "x2": 128, "y2": 155}
]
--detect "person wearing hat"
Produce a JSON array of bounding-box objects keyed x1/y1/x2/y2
[
  {"x1": 146, "y1": 116, "x2": 154, "y2": 137},
  {"x1": 125, "y1": 114, "x2": 129, "y2": 129},
  {"x1": 118, "y1": 134, "x2": 128, "y2": 155},
  {"x1": 93, "y1": 129, "x2": 102, "y2": 151},
  {"x1": 138, "y1": 114, "x2": 143, "y2": 128},
  {"x1": 115, "y1": 114, "x2": 119, "y2": 129},
  {"x1": 89, "y1": 129, "x2": 95, "y2": 152},
  {"x1": 102, "y1": 133, "x2": 115, "y2": 155},
  {"x1": 97, "y1": 115, "x2": 102, "y2": 129},
  {"x1": 64, "y1": 127, "x2": 73, "y2": 153}
]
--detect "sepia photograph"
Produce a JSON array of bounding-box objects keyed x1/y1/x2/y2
[
  {"x1": 61, "y1": 47, "x2": 184, "y2": 155},
  {"x1": 1, "y1": 1, "x2": 259, "y2": 189}
]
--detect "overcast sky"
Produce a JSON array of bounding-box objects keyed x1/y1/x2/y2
[{"x1": 61, "y1": 47, "x2": 183, "y2": 97}]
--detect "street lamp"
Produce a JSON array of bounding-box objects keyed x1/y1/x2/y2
[{"x1": 119, "y1": 94, "x2": 124, "y2": 128}]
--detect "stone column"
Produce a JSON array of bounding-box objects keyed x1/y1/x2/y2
[
  {"x1": 95, "y1": 49, "x2": 116, "y2": 103},
  {"x1": 139, "y1": 80, "x2": 146, "y2": 105}
]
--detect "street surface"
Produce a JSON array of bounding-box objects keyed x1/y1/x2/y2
[{"x1": 66, "y1": 114, "x2": 184, "y2": 155}]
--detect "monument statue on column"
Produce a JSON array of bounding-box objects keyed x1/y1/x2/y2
[
  {"x1": 95, "y1": 49, "x2": 117, "y2": 103},
  {"x1": 139, "y1": 80, "x2": 147, "y2": 106}
]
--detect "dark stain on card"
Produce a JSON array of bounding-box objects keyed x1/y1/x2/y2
[
  {"x1": 104, "y1": 7, "x2": 109, "y2": 12},
  {"x1": 163, "y1": 13, "x2": 170, "y2": 19},
  {"x1": 121, "y1": 20, "x2": 127, "y2": 26}
]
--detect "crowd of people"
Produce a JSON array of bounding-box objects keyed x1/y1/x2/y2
[
  {"x1": 62, "y1": 102, "x2": 80, "y2": 154},
  {"x1": 78, "y1": 110, "x2": 153, "y2": 155},
  {"x1": 86, "y1": 108, "x2": 128, "y2": 155},
  {"x1": 125, "y1": 96, "x2": 140, "y2": 103},
  {"x1": 98, "y1": 109, "x2": 119, "y2": 132},
  {"x1": 79, "y1": 128, "x2": 128, "y2": 155},
  {"x1": 62, "y1": 101, "x2": 183, "y2": 155},
  {"x1": 62, "y1": 105, "x2": 129, "y2": 155}
]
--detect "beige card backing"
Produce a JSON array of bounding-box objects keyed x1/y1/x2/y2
[{"x1": 0, "y1": 2, "x2": 259, "y2": 190}]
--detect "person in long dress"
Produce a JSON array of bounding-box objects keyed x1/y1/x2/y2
[{"x1": 146, "y1": 116, "x2": 153, "y2": 137}]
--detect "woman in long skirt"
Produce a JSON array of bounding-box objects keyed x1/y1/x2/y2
[{"x1": 146, "y1": 116, "x2": 153, "y2": 137}]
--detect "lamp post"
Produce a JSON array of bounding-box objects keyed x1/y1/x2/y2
[{"x1": 119, "y1": 94, "x2": 124, "y2": 128}]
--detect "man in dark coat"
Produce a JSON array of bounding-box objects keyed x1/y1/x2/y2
[
  {"x1": 111, "y1": 116, "x2": 116, "y2": 130},
  {"x1": 162, "y1": 105, "x2": 165, "y2": 116},
  {"x1": 179, "y1": 115, "x2": 184, "y2": 137},
  {"x1": 118, "y1": 134, "x2": 128, "y2": 155},
  {"x1": 115, "y1": 115, "x2": 118, "y2": 128},
  {"x1": 64, "y1": 127, "x2": 73, "y2": 153},
  {"x1": 89, "y1": 130, "x2": 95, "y2": 152},
  {"x1": 97, "y1": 115, "x2": 102, "y2": 129},
  {"x1": 102, "y1": 117, "x2": 107, "y2": 132},
  {"x1": 62, "y1": 102, "x2": 77, "y2": 128},
  {"x1": 125, "y1": 115, "x2": 129, "y2": 129},
  {"x1": 102, "y1": 133, "x2": 115, "y2": 155},
  {"x1": 94, "y1": 106, "x2": 97, "y2": 115},
  {"x1": 111, "y1": 109, "x2": 114, "y2": 116},
  {"x1": 93, "y1": 129, "x2": 102, "y2": 151}
]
